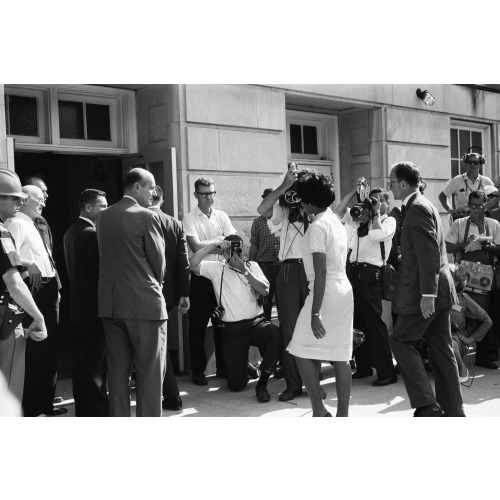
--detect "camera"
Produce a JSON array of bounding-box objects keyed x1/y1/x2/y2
[
  {"x1": 230, "y1": 240, "x2": 242, "y2": 258},
  {"x1": 210, "y1": 304, "x2": 225, "y2": 326},
  {"x1": 350, "y1": 197, "x2": 377, "y2": 222}
]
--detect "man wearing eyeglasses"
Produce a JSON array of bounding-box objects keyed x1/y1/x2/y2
[
  {"x1": 445, "y1": 190, "x2": 500, "y2": 370},
  {"x1": 5, "y1": 185, "x2": 63, "y2": 416},
  {"x1": 438, "y1": 153, "x2": 493, "y2": 219},
  {"x1": 484, "y1": 185, "x2": 500, "y2": 223},
  {"x1": 183, "y1": 177, "x2": 236, "y2": 386}
]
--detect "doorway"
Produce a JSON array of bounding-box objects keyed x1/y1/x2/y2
[{"x1": 14, "y1": 152, "x2": 124, "y2": 376}]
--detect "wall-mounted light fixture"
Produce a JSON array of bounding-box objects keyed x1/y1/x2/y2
[{"x1": 416, "y1": 88, "x2": 435, "y2": 106}]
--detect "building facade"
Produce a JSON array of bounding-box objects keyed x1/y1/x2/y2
[{"x1": 2, "y1": 83, "x2": 500, "y2": 369}]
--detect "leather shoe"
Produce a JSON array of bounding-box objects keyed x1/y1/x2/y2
[
  {"x1": 192, "y1": 373, "x2": 208, "y2": 386},
  {"x1": 46, "y1": 407, "x2": 68, "y2": 417},
  {"x1": 413, "y1": 403, "x2": 444, "y2": 417},
  {"x1": 247, "y1": 362, "x2": 260, "y2": 380},
  {"x1": 53, "y1": 395, "x2": 63, "y2": 404},
  {"x1": 255, "y1": 385, "x2": 271, "y2": 403},
  {"x1": 372, "y1": 375, "x2": 397, "y2": 387},
  {"x1": 162, "y1": 395, "x2": 182, "y2": 411},
  {"x1": 352, "y1": 370, "x2": 373, "y2": 380},
  {"x1": 278, "y1": 388, "x2": 302, "y2": 402},
  {"x1": 476, "y1": 360, "x2": 499, "y2": 369}
]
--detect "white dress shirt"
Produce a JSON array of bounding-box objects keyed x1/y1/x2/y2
[{"x1": 5, "y1": 212, "x2": 55, "y2": 278}]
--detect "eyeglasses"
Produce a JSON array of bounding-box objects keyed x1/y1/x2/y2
[
  {"x1": 196, "y1": 191, "x2": 216, "y2": 199},
  {"x1": 387, "y1": 180, "x2": 402, "y2": 188},
  {"x1": 30, "y1": 196, "x2": 45, "y2": 204},
  {"x1": 487, "y1": 194, "x2": 499, "y2": 199},
  {"x1": 466, "y1": 161, "x2": 481, "y2": 166},
  {"x1": 469, "y1": 203, "x2": 485, "y2": 210}
]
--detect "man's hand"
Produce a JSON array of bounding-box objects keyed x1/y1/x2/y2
[
  {"x1": 228, "y1": 253, "x2": 246, "y2": 273},
  {"x1": 26, "y1": 263, "x2": 42, "y2": 290},
  {"x1": 371, "y1": 197, "x2": 381, "y2": 214},
  {"x1": 420, "y1": 296, "x2": 435, "y2": 319},
  {"x1": 25, "y1": 318, "x2": 47, "y2": 341},
  {"x1": 179, "y1": 297, "x2": 190, "y2": 315}
]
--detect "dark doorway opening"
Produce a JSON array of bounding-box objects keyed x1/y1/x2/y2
[{"x1": 14, "y1": 152, "x2": 123, "y2": 377}]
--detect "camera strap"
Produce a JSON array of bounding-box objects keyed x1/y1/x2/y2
[{"x1": 217, "y1": 265, "x2": 225, "y2": 306}]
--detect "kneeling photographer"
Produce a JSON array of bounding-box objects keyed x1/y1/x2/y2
[
  {"x1": 189, "y1": 235, "x2": 282, "y2": 402},
  {"x1": 335, "y1": 179, "x2": 397, "y2": 387}
]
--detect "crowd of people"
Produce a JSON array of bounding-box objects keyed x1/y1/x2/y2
[{"x1": 1, "y1": 150, "x2": 500, "y2": 417}]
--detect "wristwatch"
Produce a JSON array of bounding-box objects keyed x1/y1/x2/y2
[
  {"x1": 243, "y1": 270, "x2": 249, "y2": 276},
  {"x1": 373, "y1": 212, "x2": 380, "y2": 217}
]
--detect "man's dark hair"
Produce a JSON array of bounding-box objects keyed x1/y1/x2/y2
[
  {"x1": 469, "y1": 190, "x2": 487, "y2": 204},
  {"x1": 194, "y1": 177, "x2": 214, "y2": 191},
  {"x1": 123, "y1": 168, "x2": 150, "y2": 190},
  {"x1": 295, "y1": 170, "x2": 335, "y2": 208},
  {"x1": 224, "y1": 234, "x2": 242, "y2": 244},
  {"x1": 392, "y1": 162, "x2": 421, "y2": 187},
  {"x1": 79, "y1": 189, "x2": 106, "y2": 210},
  {"x1": 152, "y1": 185, "x2": 163, "y2": 204},
  {"x1": 370, "y1": 187, "x2": 389, "y2": 203}
]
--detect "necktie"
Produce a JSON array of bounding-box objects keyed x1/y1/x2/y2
[{"x1": 401, "y1": 204, "x2": 406, "y2": 219}]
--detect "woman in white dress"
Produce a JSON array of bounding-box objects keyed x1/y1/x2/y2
[{"x1": 287, "y1": 171, "x2": 354, "y2": 417}]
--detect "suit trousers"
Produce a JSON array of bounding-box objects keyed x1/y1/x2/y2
[
  {"x1": 72, "y1": 321, "x2": 109, "y2": 417},
  {"x1": 188, "y1": 272, "x2": 224, "y2": 375},
  {"x1": 102, "y1": 317, "x2": 166, "y2": 417},
  {"x1": 276, "y1": 261, "x2": 309, "y2": 392},
  {"x1": 257, "y1": 261, "x2": 281, "y2": 321},
  {"x1": 162, "y1": 307, "x2": 180, "y2": 399},
  {"x1": 390, "y1": 308, "x2": 464, "y2": 414},
  {"x1": 22, "y1": 277, "x2": 59, "y2": 417},
  {"x1": 0, "y1": 325, "x2": 26, "y2": 403},
  {"x1": 348, "y1": 263, "x2": 396, "y2": 379},
  {"x1": 219, "y1": 315, "x2": 281, "y2": 392}
]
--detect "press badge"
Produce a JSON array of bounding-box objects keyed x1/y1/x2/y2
[{"x1": 452, "y1": 304, "x2": 462, "y2": 312}]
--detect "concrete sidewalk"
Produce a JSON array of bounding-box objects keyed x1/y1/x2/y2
[{"x1": 53, "y1": 362, "x2": 500, "y2": 417}]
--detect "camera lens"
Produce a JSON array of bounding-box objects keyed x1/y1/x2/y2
[{"x1": 350, "y1": 206, "x2": 362, "y2": 218}]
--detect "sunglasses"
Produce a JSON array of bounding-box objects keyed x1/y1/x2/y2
[
  {"x1": 469, "y1": 203, "x2": 485, "y2": 209},
  {"x1": 466, "y1": 161, "x2": 481, "y2": 166}
]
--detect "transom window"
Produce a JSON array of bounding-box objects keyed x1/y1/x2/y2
[
  {"x1": 5, "y1": 94, "x2": 39, "y2": 137},
  {"x1": 58, "y1": 101, "x2": 111, "y2": 141}
]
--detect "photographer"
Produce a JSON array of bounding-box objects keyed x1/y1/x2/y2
[
  {"x1": 335, "y1": 180, "x2": 397, "y2": 386},
  {"x1": 445, "y1": 190, "x2": 500, "y2": 370},
  {"x1": 257, "y1": 163, "x2": 311, "y2": 402},
  {"x1": 189, "y1": 235, "x2": 281, "y2": 403}
]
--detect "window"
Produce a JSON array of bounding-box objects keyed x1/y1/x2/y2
[
  {"x1": 6, "y1": 95, "x2": 39, "y2": 137},
  {"x1": 290, "y1": 124, "x2": 318, "y2": 155},
  {"x1": 450, "y1": 126, "x2": 484, "y2": 178},
  {"x1": 58, "y1": 100, "x2": 111, "y2": 141}
]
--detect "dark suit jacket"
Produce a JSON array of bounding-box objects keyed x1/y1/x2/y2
[
  {"x1": 63, "y1": 218, "x2": 100, "y2": 325},
  {"x1": 149, "y1": 207, "x2": 190, "y2": 308},
  {"x1": 392, "y1": 192, "x2": 457, "y2": 316},
  {"x1": 97, "y1": 197, "x2": 167, "y2": 320}
]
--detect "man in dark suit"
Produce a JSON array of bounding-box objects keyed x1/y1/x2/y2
[
  {"x1": 63, "y1": 189, "x2": 109, "y2": 417},
  {"x1": 97, "y1": 168, "x2": 167, "y2": 417},
  {"x1": 149, "y1": 186, "x2": 190, "y2": 411},
  {"x1": 388, "y1": 161, "x2": 464, "y2": 417}
]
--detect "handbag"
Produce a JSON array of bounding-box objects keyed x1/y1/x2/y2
[
  {"x1": 0, "y1": 292, "x2": 25, "y2": 341},
  {"x1": 380, "y1": 242, "x2": 397, "y2": 301}
]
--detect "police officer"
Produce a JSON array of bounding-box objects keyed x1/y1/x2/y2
[{"x1": 0, "y1": 169, "x2": 47, "y2": 405}]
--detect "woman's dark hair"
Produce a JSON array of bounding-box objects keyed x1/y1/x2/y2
[{"x1": 295, "y1": 170, "x2": 335, "y2": 209}]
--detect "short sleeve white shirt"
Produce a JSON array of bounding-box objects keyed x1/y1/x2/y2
[
  {"x1": 199, "y1": 260, "x2": 265, "y2": 322},
  {"x1": 267, "y1": 204, "x2": 306, "y2": 261},
  {"x1": 183, "y1": 206, "x2": 236, "y2": 262},
  {"x1": 442, "y1": 173, "x2": 494, "y2": 211}
]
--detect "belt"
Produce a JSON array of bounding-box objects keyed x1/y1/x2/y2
[
  {"x1": 282, "y1": 258, "x2": 303, "y2": 264},
  {"x1": 41, "y1": 277, "x2": 57, "y2": 284},
  {"x1": 221, "y1": 314, "x2": 264, "y2": 326},
  {"x1": 350, "y1": 261, "x2": 381, "y2": 269}
]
